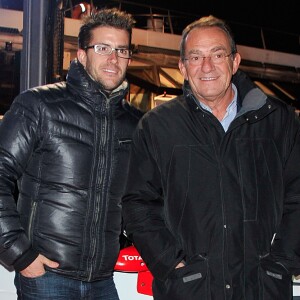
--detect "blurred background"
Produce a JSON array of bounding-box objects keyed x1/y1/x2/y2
[{"x1": 0, "y1": 0, "x2": 299, "y2": 112}]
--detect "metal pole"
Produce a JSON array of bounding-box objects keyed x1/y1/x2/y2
[{"x1": 20, "y1": 0, "x2": 48, "y2": 92}]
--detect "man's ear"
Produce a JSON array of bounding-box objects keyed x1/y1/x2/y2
[
  {"x1": 178, "y1": 59, "x2": 188, "y2": 80},
  {"x1": 232, "y1": 52, "x2": 241, "y2": 75},
  {"x1": 77, "y1": 49, "x2": 87, "y2": 67}
]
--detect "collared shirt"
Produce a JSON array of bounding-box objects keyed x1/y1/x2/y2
[{"x1": 198, "y1": 83, "x2": 238, "y2": 132}]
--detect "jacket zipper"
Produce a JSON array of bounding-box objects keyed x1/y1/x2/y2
[{"x1": 28, "y1": 201, "x2": 37, "y2": 242}]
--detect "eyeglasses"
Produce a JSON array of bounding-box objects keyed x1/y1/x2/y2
[
  {"x1": 85, "y1": 44, "x2": 132, "y2": 59},
  {"x1": 184, "y1": 52, "x2": 234, "y2": 66}
]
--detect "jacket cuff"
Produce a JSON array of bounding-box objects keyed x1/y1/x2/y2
[{"x1": 14, "y1": 249, "x2": 39, "y2": 272}]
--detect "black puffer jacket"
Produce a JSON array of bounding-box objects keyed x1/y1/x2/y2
[{"x1": 0, "y1": 59, "x2": 142, "y2": 281}]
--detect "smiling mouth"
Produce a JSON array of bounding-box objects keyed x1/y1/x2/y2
[
  {"x1": 103, "y1": 69, "x2": 117, "y2": 74},
  {"x1": 200, "y1": 77, "x2": 216, "y2": 81}
]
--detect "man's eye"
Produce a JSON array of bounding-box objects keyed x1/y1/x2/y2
[
  {"x1": 98, "y1": 46, "x2": 108, "y2": 51},
  {"x1": 190, "y1": 56, "x2": 199, "y2": 61},
  {"x1": 95, "y1": 45, "x2": 108, "y2": 52},
  {"x1": 118, "y1": 49, "x2": 128, "y2": 54},
  {"x1": 214, "y1": 53, "x2": 224, "y2": 59}
]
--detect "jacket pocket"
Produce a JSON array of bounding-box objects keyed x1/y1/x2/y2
[
  {"x1": 117, "y1": 138, "x2": 132, "y2": 149},
  {"x1": 152, "y1": 256, "x2": 209, "y2": 300},
  {"x1": 259, "y1": 256, "x2": 292, "y2": 300}
]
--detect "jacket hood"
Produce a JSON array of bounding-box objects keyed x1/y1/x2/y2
[{"x1": 232, "y1": 70, "x2": 267, "y2": 116}]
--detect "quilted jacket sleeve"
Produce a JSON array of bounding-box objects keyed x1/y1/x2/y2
[{"x1": 0, "y1": 91, "x2": 40, "y2": 271}]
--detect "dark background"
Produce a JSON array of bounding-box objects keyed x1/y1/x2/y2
[
  {"x1": 106, "y1": 0, "x2": 299, "y2": 35},
  {"x1": 1, "y1": 0, "x2": 299, "y2": 35},
  {"x1": 3, "y1": 0, "x2": 298, "y2": 55}
]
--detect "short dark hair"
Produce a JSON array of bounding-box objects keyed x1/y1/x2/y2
[
  {"x1": 78, "y1": 8, "x2": 135, "y2": 50},
  {"x1": 179, "y1": 15, "x2": 237, "y2": 61}
]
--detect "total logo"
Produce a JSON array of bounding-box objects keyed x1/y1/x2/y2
[
  {"x1": 121, "y1": 254, "x2": 144, "y2": 262},
  {"x1": 115, "y1": 246, "x2": 149, "y2": 272}
]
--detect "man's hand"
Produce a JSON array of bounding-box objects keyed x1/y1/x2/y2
[
  {"x1": 20, "y1": 254, "x2": 59, "y2": 278},
  {"x1": 175, "y1": 261, "x2": 186, "y2": 269}
]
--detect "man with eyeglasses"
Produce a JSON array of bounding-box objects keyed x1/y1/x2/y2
[
  {"x1": 122, "y1": 15, "x2": 300, "y2": 299},
  {"x1": 0, "y1": 7, "x2": 142, "y2": 300}
]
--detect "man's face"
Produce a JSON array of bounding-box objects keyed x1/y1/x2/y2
[
  {"x1": 179, "y1": 27, "x2": 241, "y2": 104},
  {"x1": 77, "y1": 26, "x2": 131, "y2": 93}
]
